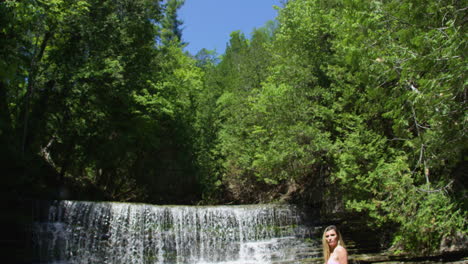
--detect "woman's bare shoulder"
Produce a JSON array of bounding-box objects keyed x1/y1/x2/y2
[{"x1": 335, "y1": 245, "x2": 348, "y2": 254}]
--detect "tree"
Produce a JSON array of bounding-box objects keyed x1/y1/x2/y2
[
  {"x1": 161, "y1": 0, "x2": 185, "y2": 46},
  {"x1": 201, "y1": 0, "x2": 467, "y2": 252},
  {"x1": 1, "y1": 0, "x2": 204, "y2": 203}
]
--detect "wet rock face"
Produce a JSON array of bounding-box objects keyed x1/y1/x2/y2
[
  {"x1": 33, "y1": 201, "x2": 321, "y2": 264},
  {"x1": 440, "y1": 231, "x2": 468, "y2": 253},
  {"x1": 32, "y1": 200, "x2": 468, "y2": 264}
]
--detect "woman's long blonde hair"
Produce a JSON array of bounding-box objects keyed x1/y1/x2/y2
[{"x1": 322, "y1": 225, "x2": 345, "y2": 263}]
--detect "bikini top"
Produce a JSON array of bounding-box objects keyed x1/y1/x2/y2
[{"x1": 327, "y1": 258, "x2": 340, "y2": 264}]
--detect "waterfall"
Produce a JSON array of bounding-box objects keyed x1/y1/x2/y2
[{"x1": 33, "y1": 201, "x2": 320, "y2": 264}]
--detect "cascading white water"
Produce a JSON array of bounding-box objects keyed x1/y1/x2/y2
[{"x1": 34, "y1": 200, "x2": 320, "y2": 264}]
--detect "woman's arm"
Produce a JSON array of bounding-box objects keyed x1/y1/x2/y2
[{"x1": 336, "y1": 246, "x2": 348, "y2": 264}]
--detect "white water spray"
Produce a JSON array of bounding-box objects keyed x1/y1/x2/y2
[{"x1": 34, "y1": 201, "x2": 319, "y2": 264}]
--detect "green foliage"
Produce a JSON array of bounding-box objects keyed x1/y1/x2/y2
[
  {"x1": 195, "y1": 0, "x2": 467, "y2": 252},
  {"x1": 161, "y1": 0, "x2": 185, "y2": 45},
  {"x1": 2, "y1": 0, "x2": 466, "y2": 253},
  {"x1": 310, "y1": 0, "x2": 466, "y2": 252},
  {"x1": 1, "y1": 0, "x2": 205, "y2": 203}
]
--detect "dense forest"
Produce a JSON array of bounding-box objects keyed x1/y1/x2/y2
[{"x1": 1, "y1": 0, "x2": 466, "y2": 254}]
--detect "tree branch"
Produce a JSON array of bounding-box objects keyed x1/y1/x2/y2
[{"x1": 417, "y1": 180, "x2": 454, "y2": 193}]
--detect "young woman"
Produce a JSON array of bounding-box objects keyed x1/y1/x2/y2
[{"x1": 322, "y1": 225, "x2": 348, "y2": 264}]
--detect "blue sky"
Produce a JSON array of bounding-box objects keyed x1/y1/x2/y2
[{"x1": 179, "y1": 0, "x2": 282, "y2": 55}]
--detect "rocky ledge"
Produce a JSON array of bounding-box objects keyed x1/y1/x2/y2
[{"x1": 293, "y1": 251, "x2": 468, "y2": 264}]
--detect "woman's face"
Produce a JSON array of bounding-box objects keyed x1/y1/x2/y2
[{"x1": 325, "y1": 229, "x2": 338, "y2": 248}]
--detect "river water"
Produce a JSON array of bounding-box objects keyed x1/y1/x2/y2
[{"x1": 33, "y1": 200, "x2": 320, "y2": 264}]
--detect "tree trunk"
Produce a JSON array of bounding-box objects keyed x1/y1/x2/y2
[{"x1": 21, "y1": 31, "x2": 52, "y2": 156}]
